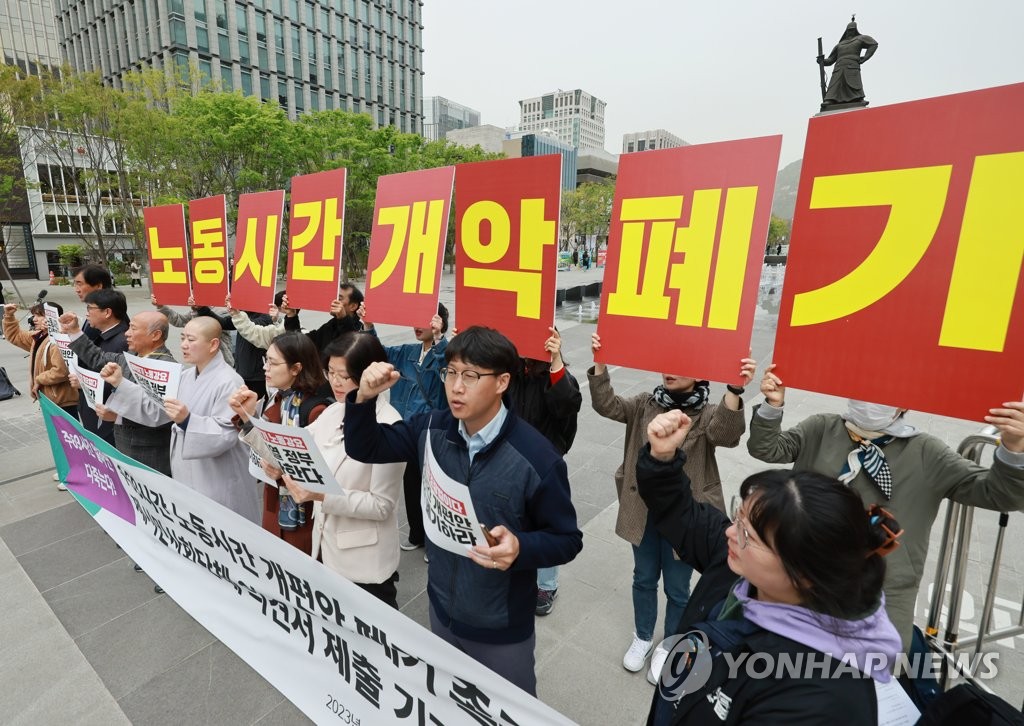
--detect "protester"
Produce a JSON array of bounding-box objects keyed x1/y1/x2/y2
[
  {"x1": 152, "y1": 294, "x2": 235, "y2": 366},
  {"x1": 71, "y1": 264, "x2": 112, "y2": 309},
  {"x1": 283, "y1": 283, "x2": 363, "y2": 350},
  {"x1": 747, "y1": 364, "x2": 1024, "y2": 648},
  {"x1": 270, "y1": 333, "x2": 406, "y2": 608},
  {"x1": 2, "y1": 301, "x2": 77, "y2": 428},
  {"x1": 65, "y1": 310, "x2": 175, "y2": 476},
  {"x1": 76, "y1": 288, "x2": 129, "y2": 445},
  {"x1": 361, "y1": 303, "x2": 449, "y2": 555},
  {"x1": 589, "y1": 332, "x2": 754, "y2": 682},
  {"x1": 506, "y1": 326, "x2": 582, "y2": 616},
  {"x1": 638, "y1": 409, "x2": 901, "y2": 724},
  {"x1": 229, "y1": 332, "x2": 332, "y2": 551},
  {"x1": 343, "y1": 326, "x2": 583, "y2": 695},
  {"x1": 225, "y1": 291, "x2": 287, "y2": 400},
  {"x1": 105, "y1": 318, "x2": 259, "y2": 523}
]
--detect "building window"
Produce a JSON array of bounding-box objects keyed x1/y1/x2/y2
[
  {"x1": 240, "y1": 70, "x2": 253, "y2": 95},
  {"x1": 220, "y1": 64, "x2": 233, "y2": 89}
]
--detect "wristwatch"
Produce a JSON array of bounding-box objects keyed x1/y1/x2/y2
[{"x1": 726, "y1": 384, "x2": 745, "y2": 395}]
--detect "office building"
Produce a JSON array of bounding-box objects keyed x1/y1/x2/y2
[
  {"x1": 1, "y1": 0, "x2": 63, "y2": 74},
  {"x1": 422, "y1": 95, "x2": 480, "y2": 141},
  {"x1": 576, "y1": 148, "x2": 618, "y2": 186},
  {"x1": 502, "y1": 131, "x2": 577, "y2": 191},
  {"x1": 518, "y1": 89, "x2": 606, "y2": 150},
  {"x1": 54, "y1": 0, "x2": 425, "y2": 134},
  {"x1": 446, "y1": 124, "x2": 507, "y2": 155},
  {"x1": 622, "y1": 129, "x2": 688, "y2": 153}
]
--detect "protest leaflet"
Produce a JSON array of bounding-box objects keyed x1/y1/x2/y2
[
  {"x1": 247, "y1": 417, "x2": 341, "y2": 496},
  {"x1": 421, "y1": 435, "x2": 488, "y2": 557},
  {"x1": 123, "y1": 353, "x2": 182, "y2": 402}
]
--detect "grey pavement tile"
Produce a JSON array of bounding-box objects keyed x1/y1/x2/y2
[
  {"x1": 42, "y1": 556, "x2": 163, "y2": 638},
  {"x1": 118, "y1": 642, "x2": 290, "y2": 726},
  {"x1": 572, "y1": 500, "x2": 606, "y2": 531},
  {"x1": 17, "y1": 526, "x2": 126, "y2": 592},
  {"x1": 0, "y1": 485, "x2": 72, "y2": 527},
  {"x1": 75, "y1": 595, "x2": 216, "y2": 700},
  {"x1": 568, "y1": 463, "x2": 619, "y2": 510},
  {"x1": 252, "y1": 697, "x2": 314, "y2": 725},
  {"x1": 399, "y1": 588, "x2": 431, "y2": 630},
  {"x1": 536, "y1": 641, "x2": 654, "y2": 726},
  {"x1": 0, "y1": 499, "x2": 95, "y2": 556}
]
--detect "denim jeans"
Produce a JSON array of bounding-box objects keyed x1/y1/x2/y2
[
  {"x1": 631, "y1": 513, "x2": 693, "y2": 642},
  {"x1": 537, "y1": 566, "x2": 559, "y2": 592}
]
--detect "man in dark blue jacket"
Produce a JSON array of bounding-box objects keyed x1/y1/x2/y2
[{"x1": 343, "y1": 326, "x2": 583, "y2": 695}]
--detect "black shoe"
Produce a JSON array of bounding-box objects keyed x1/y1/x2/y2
[
  {"x1": 133, "y1": 563, "x2": 143, "y2": 572},
  {"x1": 400, "y1": 538, "x2": 424, "y2": 551},
  {"x1": 154, "y1": 585, "x2": 164, "y2": 594}
]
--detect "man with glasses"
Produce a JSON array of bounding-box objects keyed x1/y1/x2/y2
[
  {"x1": 342, "y1": 326, "x2": 582, "y2": 695},
  {"x1": 74, "y1": 289, "x2": 129, "y2": 446}
]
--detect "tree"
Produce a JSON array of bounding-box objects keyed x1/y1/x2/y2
[
  {"x1": 766, "y1": 215, "x2": 791, "y2": 251},
  {"x1": 561, "y1": 181, "x2": 614, "y2": 251}
]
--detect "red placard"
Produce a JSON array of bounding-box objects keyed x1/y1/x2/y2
[
  {"x1": 454, "y1": 155, "x2": 561, "y2": 360},
  {"x1": 188, "y1": 194, "x2": 230, "y2": 307},
  {"x1": 774, "y1": 83, "x2": 1024, "y2": 420},
  {"x1": 285, "y1": 168, "x2": 347, "y2": 311},
  {"x1": 364, "y1": 167, "x2": 455, "y2": 327},
  {"x1": 231, "y1": 190, "x2": 285, "y2": 312},
  {"x1": 143, "y1": 204, "x2": 191, "y2": 306},
  {"x1": 595, "y1": 136, "x2": 782, "y2": 381}
]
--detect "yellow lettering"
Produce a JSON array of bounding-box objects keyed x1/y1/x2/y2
[
  {"x1": 148, "y1": 226, "x2": 186, "y2": 285},
  {"x1": 369, "y1": 205, "x2": 409, "y2": 289},
  {"x1": 463, "y1": 268, "x2": 543, "y2": 319},
  {"x1": 607, "y1": 196, "x2": 683, "y2": 320},
  {"x1": 235, "y1": 214, "x2": 278, "y2": 287},
  {"x1": 939, "y1": 151, "x2": 1024, "y2": 352},
  {"x1": 667, "y1": 189, "x2": 720, "y2": 326},
  {"x1": 369, "y1": 201, "x2": 445, "y2": 294},
  {"x1": 291, "y1": 199, "x2": 342, "y2": 282},
  {"x1": 461, "y1": 200, "x2": 510, "y2": 263},
  {"x1": 790, "y1": 165, "x2": 952, "y2": 327},
  {"x1": 706, "y1": 186, "x2": 758, "y2": 330},
  {"x1": 518, "y1": 198, "x2": 556, "y2": 271}
]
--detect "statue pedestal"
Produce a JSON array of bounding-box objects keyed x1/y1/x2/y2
[{"x1": 818, "y1": 100, "x2": 869, "y2": 114}]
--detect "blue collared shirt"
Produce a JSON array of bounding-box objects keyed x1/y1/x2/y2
[{"x1": 458, "y1": 404, "x2": 508, "y2": 464}]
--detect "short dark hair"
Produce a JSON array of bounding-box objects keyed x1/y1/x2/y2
[
  {"x1": 436, "y1": 302, "x2": 449, "y2": 334},
  {"x1": 267, "y1": 332, "x2": 326, "y2": 396},
  {"x1": 739, "y1": 469, "x2": 891, "y2": 620},
  {"x1": 321, "y1": 332, "x2": 387, "y2": 383},
  {"x1": 71, "y1": 264, "x2": 112, "y2": 288},
  {"x1": 84, "y1": 289, "x2": 127, "y2": 321},
  {"x1": 445, "y1": 326, "x2": 519, "y2": 375},
  {"x1": 339, "y1": 282, "x2": 364, "y2": 306},
  {"x1": 31, "y1": 301, "x2": 62, "y2": 316},
  {"x1": 274, "y1": 290, "x2": 286, "y2": 308}
]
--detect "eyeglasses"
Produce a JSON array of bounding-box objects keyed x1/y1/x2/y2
[
  {"x1": 262, "y1": 357, "x2": 287, "y2": 368},
  {"x1": 85, "y1": 304, "x2": 100, "y2": 311},
  {"x1": 729, "y1": 495, "x2": 766, "y2": 551},
  {"x1": 439, "y1": 368, "x2": 499, "y2": 387},
  {"x1": 325, "y1": 369, "x2": 352, "y2": 382}
]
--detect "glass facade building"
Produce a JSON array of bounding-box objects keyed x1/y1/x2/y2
[
  {"x1": 54, "y1": 0, "x2": 425, "y2": 133},
  {"x1": 422, "y1": 96, "x2": 480, "y2": 141}
]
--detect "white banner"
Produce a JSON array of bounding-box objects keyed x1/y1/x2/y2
[
  {"x1": 422, "y1": 434, "x2": 488, "y2": 557},
  {"x1": 248, "y1": 417, "x2": 341, "y2": 495},
  {"x1": 40, "y1": 397, "x2": 572, "y2": 726},
  {"x1": 71, "y1": 361, "x2": 104, "y2": 410},
  {"x1": 123, "y1": 352, "x2": 182, "y2": 402}
]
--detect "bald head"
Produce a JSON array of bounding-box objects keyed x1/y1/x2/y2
[
  {"x1": 126, "y1": 311, "x2": 169, "y2": 356},
  {"x1": 181, "y1": 317, "x2": 223, "y2": 369}
]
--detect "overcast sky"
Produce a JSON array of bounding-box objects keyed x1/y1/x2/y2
[{"x1": 421, "y1": 0, "x2": 1023, "y2": 167}]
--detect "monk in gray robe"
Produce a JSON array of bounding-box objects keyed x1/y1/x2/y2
[{"x1": 102, "y1": 317, "x2": 261, "y2": 523}]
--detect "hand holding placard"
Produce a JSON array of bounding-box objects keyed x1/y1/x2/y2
[{"x1": 759, "y1": 363, "x2": 786, "y2": 408}]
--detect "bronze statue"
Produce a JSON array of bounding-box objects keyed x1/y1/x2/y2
[{"x1": 817, "y1": 15, "x2": 878, "y2": 111}]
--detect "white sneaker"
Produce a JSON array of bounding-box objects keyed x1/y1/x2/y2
[
  {"x1": 52, "y1": 472, "x2": 60, "y2": 481},
  {"x1": 622, "y1": 633, "x2": 653, "y2": 672},
  {"x1": 647, "y1": 644, "x2": 669, "y2": 685},
  {"x1": 56, "y1": 482, "x2": 67, "y2": 491}
]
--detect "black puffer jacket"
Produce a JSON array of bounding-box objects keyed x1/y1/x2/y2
[
  {"x1": 636, "y1": 447, "x2": 879, "y2": 725},
  {"x1": 506, "y1": 364, "x2": 582, "y2": 456}
]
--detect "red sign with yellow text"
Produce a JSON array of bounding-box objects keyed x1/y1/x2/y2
[
  {"x1": 285, "y1": 168, "x2": 347, "y2": 311},
  {"x1": 455, "y1": 155, "x2": 561, "y2": 360},
  {"x1": 365, "y1": 167, "x2": 455, "y2": 327},
  {"x1": 595, "y1": 136, "x2": 782, "y2": 381},
  {"x1": 774, "y1": 83, "x2": 1024, "y2": 420},
  {"x1": 188, "y1": 195, "x2": 230, "y2": 307},
  {"x1": 231, "y1": 190, "x2": 285, "y2": 312},
  {"x1": 143, "y1": 204, "x2": 191, "y2": 306}
]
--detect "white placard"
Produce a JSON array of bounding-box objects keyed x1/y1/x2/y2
[
  {"x1": 422, "y1": 433, "x2": 488, "y2": 557},
  {"x1": 123, "y1": 352, "x2": 182, "y2": 402},
  {"x1": 71, "y1": 361, "x2": 105, "y2": 410},
  {"x1": 249, "y1": 417, "x2": 342, "y2": 495}
]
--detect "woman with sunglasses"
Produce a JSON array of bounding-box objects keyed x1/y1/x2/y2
[
  {"x1": 638, "y1": 409, "x2": 903, "y2": 725},
  {"x1": 275, "y1": 332, "x2": 406, "y2": 607},
  {"x1": 229, "y1": 332, "x2": 332, "y2": 552}
]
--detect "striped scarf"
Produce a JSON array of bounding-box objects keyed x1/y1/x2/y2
[{"x1": 839, "y1": 430, "x2": 895, "y2": 499}]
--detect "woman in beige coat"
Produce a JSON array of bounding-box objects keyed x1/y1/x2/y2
[{"x1": 276, "y1": 332, "x2": 406, "y2": 608}]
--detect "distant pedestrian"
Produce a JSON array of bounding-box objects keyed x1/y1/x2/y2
[
  {"x1": 130, "y1": 260, "x2": 142, "y2": 288},
  {"x1": 582, "y1": 249, "x2": 591, "y2": 271},
  {"x1": 571, "y1": 248, "x2": 579, "y2": 270}
]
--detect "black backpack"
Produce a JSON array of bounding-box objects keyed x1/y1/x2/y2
[
  {"x1": 918, "y1": 683, "x2": 1024, "y2": 726},
  {"x1": 0, "y1": 366, "x2": 21, "y2": 401}
]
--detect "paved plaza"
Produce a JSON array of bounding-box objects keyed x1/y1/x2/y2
[{"x1": 1, "y1": 267, "x2": 1021, "y2": 724}]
